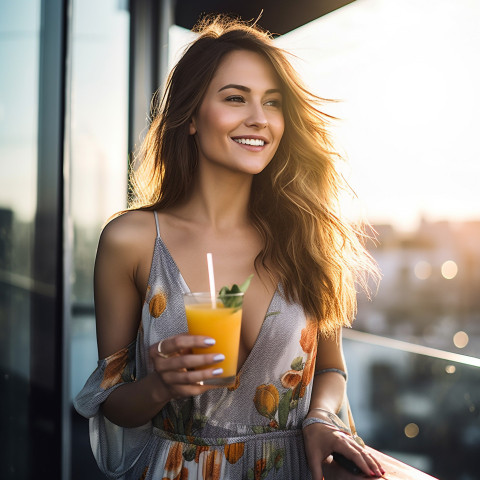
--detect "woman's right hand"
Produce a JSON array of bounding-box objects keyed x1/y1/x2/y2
[{"x1": 148, "y1": 334, "x2": 225, "y2": 401}]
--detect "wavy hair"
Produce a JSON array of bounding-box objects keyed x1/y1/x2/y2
[{"x1": 129, "y1": 15, "x2": 378, "y2": 336}]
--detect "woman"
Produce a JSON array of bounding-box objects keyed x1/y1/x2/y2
[{"x1": 75, "y1": 16, "x2": 383, "y2": 480}]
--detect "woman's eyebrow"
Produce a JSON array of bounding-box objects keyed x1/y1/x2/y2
[{"x1": 217, "y1": 83, "x2": 282, "y2": 95}]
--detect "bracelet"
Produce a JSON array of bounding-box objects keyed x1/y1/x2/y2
[
  {"x1": 307, "y1": 408, "x2": 351, "y2": 434},
  {"x1": 302, "y1": 417, "x2": 337, "y2": 430},
  {"x1": 314, "y1": 368, "x2": 347, "y2": 381}
]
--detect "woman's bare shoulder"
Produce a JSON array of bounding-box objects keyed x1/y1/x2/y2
[{"x1": 99, "y1": 209, "x2": 156, "y2": 253}]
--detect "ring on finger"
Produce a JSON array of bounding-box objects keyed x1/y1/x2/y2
[
  {"x1": 197, "y1": 381, "x2": 204, "y2": 386},
  {"x1": 157, "y1": 339, "x2": 170, "y2": 359}
]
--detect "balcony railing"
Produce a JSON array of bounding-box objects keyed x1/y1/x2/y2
[{"x1": 343, "y1": 329, "x2": 479, "y2": 480}]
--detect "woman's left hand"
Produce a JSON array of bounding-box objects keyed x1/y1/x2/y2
[{"x1": 303, "y1": 422, "x2": 384, "y2": 480}]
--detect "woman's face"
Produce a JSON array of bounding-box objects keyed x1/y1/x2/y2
[{"x1": 190, "y1": 49, "x2": 285, "y2": 176}]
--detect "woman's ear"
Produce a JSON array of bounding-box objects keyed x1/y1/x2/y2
[{"x1": 189, "y1": 117, "x2": 197, "y2": 135}]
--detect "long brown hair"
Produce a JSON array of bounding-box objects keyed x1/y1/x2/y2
[{"x1": 129, "y1": 15, "x2": 378, "y2": 336}]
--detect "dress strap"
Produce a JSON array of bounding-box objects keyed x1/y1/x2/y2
[{"x1": 153, "y1": 211, "x2": 161, "y2": 238}]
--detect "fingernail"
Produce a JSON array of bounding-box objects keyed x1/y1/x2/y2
[
  {"x1": 370, "y1": 471, "x2": 376, "y2": 477},
  {"x1": 213, "y1": 354, "x2": 225, "y2": 362},
  {"x1": 204, "y1": 338, "x2": 215, "y2": 345},
  {"x1": 212, "y1": 368, "x2": 223, "y2": 376}
]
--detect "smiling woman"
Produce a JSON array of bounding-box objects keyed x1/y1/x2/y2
[
  {"x1": 74, "y1": 14, "x2": 381, "y2": 480},
  {"x1": 189, "y1": 50, "x2": 284, "y2": 176}
]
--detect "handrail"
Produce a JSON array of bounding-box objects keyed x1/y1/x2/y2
[{"x1": 343, "y1": 328, "x2": 480, "y2": 368}]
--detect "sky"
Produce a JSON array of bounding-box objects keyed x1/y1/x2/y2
[{"x1": 274, "y1": 0, "x2": 480, "y2": 231}]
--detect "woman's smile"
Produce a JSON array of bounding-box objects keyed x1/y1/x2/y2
[{"x1": 231, "y1": 135, "x2": 269, "y2": 151}]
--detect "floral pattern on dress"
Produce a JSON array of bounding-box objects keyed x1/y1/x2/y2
[
  {"x1": 224, "y1": 443, "x2": 245, "y2": 464},
  {"x1": 296, "y1": 320, "x2": 318, "y2": 398},
  {"x1": 162, "y1": 443, "x2": 227, "y2": 480},
  {"x1": 153, "y1": 398, "x2": 209, "y2": 445},
  {"x1": 153, "y1": 393, "x2": 247, "y2": 476},
  {"x1": 100, "y1": 340, "x2": 136, "y2": 390},
  {"x1": 252, "y1": 381, "x2": 293, "y2": 432},
  {"x1": 299, "y1": 319, "x2": 317, "y2": 354},
  {"x1": 251, "y1": 320, "x2": 318, "y2": 433},
  {"x1": 150, "y1": 314, "x2": 317, "y2": 479},
  {"x1": 163, "y1": 442, "x2": 185, "y2": 479},
  {"x1": 245, "y1": 444, "x2": 285, "y2": 480},
  {"x1": 149, "y1": 289, "x2": 167, "y2": 318},
  {"x1": 200, "y1": 449, "x2": 222, "y2": 480}
]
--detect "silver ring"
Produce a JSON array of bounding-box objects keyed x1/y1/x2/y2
[
  {"x1": 157, "y1": 340, "x2": 169, "y2": 359},
  {"x1": 197, "y1": 381, "x2": 204, "y2": 386}
]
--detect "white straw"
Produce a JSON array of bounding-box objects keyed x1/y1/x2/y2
[{"x1": 206, "y1": 253, "x2": 216, "y2": 309}]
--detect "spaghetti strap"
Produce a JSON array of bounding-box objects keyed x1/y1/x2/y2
[{"x1": 153, "y1": 211, "x2": 161, "y2": 238}]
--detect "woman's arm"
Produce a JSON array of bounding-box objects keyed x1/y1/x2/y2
[
  {"x1": 94, "y1": 215, "x2": 224, "y2": 427},
  {"x1": 303, "y1": 330, "x2": 384, "y2": 479},
  {"x1": 308, "y1": 331, "x2": 348, "y2": 413}
]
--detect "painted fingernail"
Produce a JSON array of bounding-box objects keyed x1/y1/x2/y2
[
  {"x1": 204, "y1": 338, "x2": 215, "y2": 345},
  {"x1": 212, "y1": 368, "x2": 223, "y2": 376},
  {"x1": 213, "y1": 354, "x2": 225, "y2": 362},
  {"x1": 370, "y1": 471, "x2": 376, "y2": 477}
]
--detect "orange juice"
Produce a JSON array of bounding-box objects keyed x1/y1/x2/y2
[{"x1": 184, "y1": 294, "x2": 243, "y2": 386}]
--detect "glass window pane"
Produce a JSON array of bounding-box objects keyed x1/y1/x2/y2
[
  {"x1": 0, "y1": 1, "x2": 41, "y2": 478},
  {"x1": 68, "y1": 0, "x2": 129, "y2": 398},
  {"x1": 67, "y1": 1, "x2": 129, "y2": 478}
]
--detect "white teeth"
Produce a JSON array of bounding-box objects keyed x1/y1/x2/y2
[{"x1": 233, "y1": 138, "x2": 265, "y2": 146}]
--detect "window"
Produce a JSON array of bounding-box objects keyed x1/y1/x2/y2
[{"x1": 0, "y1": 2, "x2": 41, "y2": 477}]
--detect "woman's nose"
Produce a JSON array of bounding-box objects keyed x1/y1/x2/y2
[{"x1": 245, "y1": 104, "x2": 268, "y2": 128}]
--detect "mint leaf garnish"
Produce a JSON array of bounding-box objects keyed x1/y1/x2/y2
[{"x1": 218, "y1": 274, "x2": 253, "y2": 309}]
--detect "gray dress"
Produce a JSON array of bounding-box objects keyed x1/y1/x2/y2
[{"x1": 74, "y1": 211, "x2": 317, "y2": 479}]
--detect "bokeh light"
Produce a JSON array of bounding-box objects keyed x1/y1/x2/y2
[
  {"x1": 404, "y1": 423, "x2": 420, "y2": 439},
  {"x1": 453, "y1": 331, "x2": 469, "y2": 349},
  {"x1": 414, "y1": 261, "x2": 432, "y2": 280},
  {"x1": 441, "y1": 260, "x2": 458, "y2": 279}
]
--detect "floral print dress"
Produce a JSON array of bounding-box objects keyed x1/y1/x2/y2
[{"x1": 74, "y1": 212, "x2": 318, "y2": 480}]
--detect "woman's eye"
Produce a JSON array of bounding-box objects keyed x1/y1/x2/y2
[
  {"x1": 265, "y1": 99, "x2": 282, "y2": 108},
  {"x1": 225, "y1": 95, "x2": 245, "y2": 103}
]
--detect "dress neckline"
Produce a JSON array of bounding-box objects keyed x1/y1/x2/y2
[{"x1": 151, "y1": 233, "x2": 279, "y2": 376}]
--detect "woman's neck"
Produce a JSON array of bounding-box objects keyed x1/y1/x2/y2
[{"x1": 172, "y1": 166, "x2": 253, "y2": 232}]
